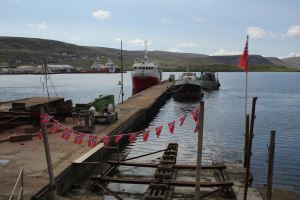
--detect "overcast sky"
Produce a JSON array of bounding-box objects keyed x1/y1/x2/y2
[{"x1": 1, "y1": 0, "x2": 300, "y2": 58}]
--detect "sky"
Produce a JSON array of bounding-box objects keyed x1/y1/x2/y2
[{"x1": 1, "y1": 0, "x2": 300, "y2": 58}]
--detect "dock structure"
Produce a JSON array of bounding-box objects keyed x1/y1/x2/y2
[{"x1": 0, "y1": 81, "x2": 173, "y2": 200}]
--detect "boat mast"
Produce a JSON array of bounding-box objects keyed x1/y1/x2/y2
[
  {"x1": 144, "y1": 40, "x2": 148, "y2": 62},
  {"x1": 121, "y1": 40, "x2": 124, "y2": 103}
]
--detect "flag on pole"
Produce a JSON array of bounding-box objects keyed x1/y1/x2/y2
[
  {"x1": 88, "y1": 135, "x2": 97, "y2": 147},
  {"x1": 103, "y1": 136, "x2": 110, "y2": 146},
  {"x1": 49, "y1": 121, "x2": 62, "y2": 134},
  {"x1": 61, "y1": 128, "x2": 73, "y2": 141},
  {"x1": 74, "y1": 132, "x2": 85, "y2": 144},
  {"x1": 114, "y1": 134, "x2": 123, "y2": 144},
  {"x1": 168, "y1": 120, "x2": 176, "y2": 134},
  {"x1": 143, "y1": 129, "x2": 150, "y2": 142},
  {"x1": 192, "y1": 110, "x2": 199, "y2": 123},
  {"x1": 40, "y1": 113, "x2": 51, "y2": 124},
  {"x1": 238, "y1": 35, "x2": 249, "y2": 72},
  {"x1": 129, "y1": 132, "x2": 137, "y2": 144},
  {"x1": 179, "y1": 114, "x2": 187, "y2": 126},
  {"x1": 155, "y1": 126, "x2": 163, "y2": 138}
]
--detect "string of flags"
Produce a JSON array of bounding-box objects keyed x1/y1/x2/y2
[{"x1": 38, "y1": 107, "x2": 201, "y2": 148}]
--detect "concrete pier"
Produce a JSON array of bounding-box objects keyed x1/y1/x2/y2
[{"x1": 0, "y1": 81, "x2": 173, "y2": 200}]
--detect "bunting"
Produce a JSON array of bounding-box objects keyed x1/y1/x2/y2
[
  {"x1": 74, "y1": 132, "x2": 85, "y2": 144},
  {"x1": 88, "y1": 135, "x2": 97, "y2": 147},
  {"x1": 179, "y1": 114, "x2": 187, "y2": 126},
  {"x1": 40, "y1": 113, "x2": 52, "y2": 124},
  {"x1": 168, "y1": 120, "x2": 176, "y2": 134},
  {"x1": 143, "y1": 129, "x2": 150, "y2": 142},
  {"x1": 114, "y1": 134, "x2": 123, "y2": 144},
  {"x1": 155, "y1": 126, "x2": 163, "y2": 138},
  {"x1": 49, "y1": 121, "x2": 62, "y2": 134},
  {"x1": 192, "y1": 109, "x2": 199, "y2": 123},
  {"x1": 61, "y1": 128, "x2": 73, "y2": 141},
  {"x1": 103, "y1": 136, "x2": 110, "y2": 146},
  {"x1": 129, "y1": 132, "x2": 137, "y2": 144}
]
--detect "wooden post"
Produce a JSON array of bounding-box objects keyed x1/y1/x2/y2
[
  {"x1": 243, "y1": 97, "x2": 257, "y2": 200},
  {"x1": 195, "y1": 101, "x2": 204, "y2": 200},
  {"x1": 40, "y1": 106, "x2": 57, "y2": 200},
  {"x1": 266, "y1": 130, "x2": 276, "y2": 200},
  {"x1": 244, "y1": 115, "x2": 250, "y2": 167}
]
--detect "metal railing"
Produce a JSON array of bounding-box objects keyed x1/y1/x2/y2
[{"x1": 9, "y1": 168, "x2": 24, "y2": 200}]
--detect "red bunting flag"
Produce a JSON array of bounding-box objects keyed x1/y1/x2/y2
[
  {"x1": 103, "y1": 136, "x2": 110, "y2": 146},
  {"x1": 37, "y1": 129, "x2": 43, "y2": 139},
  {"x1": 61, "y1": 128, "x2": 73, "y2": 141},
  {"x1": 129, "y1": 132, "x2": 137, "y2": 144},
  {"x1": 40, "y1": 113, "x2": 51, "y2": 124},
  {"x1": 74, "y1": 132, "x2": 85, "y2": 144},
  {"x1": 114, "y1": 134, "x2": 123, "y2": 144},
  {"x1": 192, "y1": 109, "x2": 199, "y2": 123},
  {"x1": 238, "y1": 35, "x2": 249, "y2": 72},
  {"x1": 179, "y1": 114, "x2": 187, "y2": 126},
  {"x1": 49, "y1": 121, "x2": 62, "y2": 134},
  {"x1": 155, "y1": 126, "x2": 163, "y2": 138},
  {"x1": 143, "y1": 129, "x2": 150, "y2": 142},
  {"x1": 168, "y1": 120, "x2": 176, "y2": 134},
  {"x1": 88, "y1": 135, "x2": 97, "y2": 147}
]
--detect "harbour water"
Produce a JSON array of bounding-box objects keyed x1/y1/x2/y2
[{"x1": 0, "y1": 72, "x2": 299, "y2": 193}]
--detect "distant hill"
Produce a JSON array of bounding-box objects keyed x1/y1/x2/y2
[
  {"x1": 281, "y1": 57, "x2": 300, "y2": 69},
  {"x1": 0, "y1": 36, "x2": 297, "y2": 71}
]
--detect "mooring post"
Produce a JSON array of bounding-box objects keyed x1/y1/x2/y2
[
  {"x1": 40, "y1": 106, "x2": 57, "y2": 200},
  {"x1": 195, "y1": 101, "x2": 204, "y2": 200},
  {"x1": 266, "y1": 130, "x2": 276, "y2": 200},
  {"x1": 244, "y1": 114, "x2": 250, "y2": 167},
  {"x1": 243, "y1": 97, "x2": 257, "y2": 200}
]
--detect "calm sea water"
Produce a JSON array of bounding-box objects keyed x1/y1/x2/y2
[{"x1": 0, "y1": 72, "x2": 299, "y2": 193}]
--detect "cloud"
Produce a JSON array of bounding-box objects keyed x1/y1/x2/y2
[
  {"x1": 192, "y1": 16, "x2": 207, "y2": 23},
  {"x1": 25, "y1": 22, "x2": 46, "y2": 29},
  {"x1": 168, "y1": 42, "x2": 197, "y2": 52},
  {"x1": 92, "y1": 10, "x2": 111, "y2": 20},
  {"x1": 210, "y1": 49, "x2": 241, "y2": 56},
  {"x1": 247, "y1": 26, "x2": 267, "y2": 39},
  {"x1": 287, "y1": 52, "x2": 300, "y2": 58},
  {"x1": 69, "y1": 36, "x2": 81, "y2": 41},
  {"x1": 160, "y1": 18, "x2": 171, "y2": 24},
  {"x1": 286, "y1": 26, "x2": 300, "y2": 37},
  {"x1": 127, "y1": 39, "x2": 152, "y2": 46}
]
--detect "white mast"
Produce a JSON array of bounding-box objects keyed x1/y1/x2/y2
[{"x1": 144, "y1": 40, "x2": 148, "y2": 62}]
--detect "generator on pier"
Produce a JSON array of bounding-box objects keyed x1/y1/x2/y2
[{"x1": 90, "y1": 95, "x2": 118, "y2": 124}]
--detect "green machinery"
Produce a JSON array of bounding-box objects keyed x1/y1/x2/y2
[{"x1": 90, "y1": 95, "x2": 118, "y2": 124}]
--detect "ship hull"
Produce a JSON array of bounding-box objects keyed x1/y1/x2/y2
[
  {"x1": 173, "y1": 83, "x2": 202, "y2": 100},
  {"x1": 132, "y1": 76, "x2": 160, "y2": 95}
]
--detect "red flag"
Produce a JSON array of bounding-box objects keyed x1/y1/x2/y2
[
  {"x1": 155, "y1": 126, "x2": 163, "y2": 138},
  {"x1": 238, "y1": 35, "x2": 249, "y2": 72},
  {"x1": 37, "y1": 129, "x2": 43, "y2": 139},
  {"x1": 129, "y1": 132, "x2": 137, "y2": 144},
  {"x1": 179, "y1": 114, "x2": 187, "y2": 126},
  {"x1": 40, "y1": 113, "x2": 52, "y2": 124},
  {"x1": 168, "y1": 120, "x2": 176, "y2": 134},
  {"x1": 143, "y1": 129, "x2": 150, "y2": 142},
  {"x1": 103, "y1": 136, "x2": 110, "y2": 146},
  {"x1": 114, "y1": 134, "x2": 123, "y2": 144},
  {"x1": 74, "y1": 132, "x2": 85, "y2": 144},
  {"x1": 88, "y1": 135, "x2": 97, "y2": 147},
  {"x1": 192, "y1": 109, "x2": 199, "y2": 123},
  {"x1": 61, "y1": 128, "x2": 73, "y2": 141},
  {"x1": 49, "y1": 121, "x2": 62, "y2": 134}
]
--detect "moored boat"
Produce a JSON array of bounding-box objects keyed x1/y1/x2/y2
[
  {"x1": 173, "y1": 72, "x2": 202, "y2": 100},
  {"x1": 88, "y1": 56, "x2": 121, "y2": 73},
  {"x1": 199, "y1": 72, "x2": 220, "y2": 90},
  {"x1": 131, "y1": 41, "x2": 162, "y2": 95}
]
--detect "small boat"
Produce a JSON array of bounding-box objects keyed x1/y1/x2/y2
[
  {"x1": 131, "y1": 41, "x2": 162, "y2": 95},
  {"x1": 173, "y1": 72, "x2": 202, "y2": 100},
  {"x1": 199, "y1": 72, "x2": 220, "y2": 90},
  {"x1": 88, "y1": 56, "x2": 121, "y2": 73}
]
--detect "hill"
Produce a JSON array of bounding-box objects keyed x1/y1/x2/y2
[
  {"x1": 0, "y1": 36, "x2": 297, "y2": 72},
  {"x1": 281, "y1": 57, "x2": 300, "y2": 69}
]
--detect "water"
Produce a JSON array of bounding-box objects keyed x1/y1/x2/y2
[{"x1": 0, "y1": 72, "x2": 300, "y2": 194}]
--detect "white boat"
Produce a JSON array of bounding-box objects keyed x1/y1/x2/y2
[{"x1": 173, "y1": 72, "x2": 202, "y2": 100}]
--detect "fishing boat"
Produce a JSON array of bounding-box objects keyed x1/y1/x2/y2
[
  {"x1": 199, "y1": 72, "x2": 220, "y2": 90},
  {"x1": 88, "y1": 56, "x2": 121, "y2": 73},
  {"x1": 131, "y1": 41, "x2": 162, "y2": 95},
  {"x1": 173, "y1": 71, "x2": 202, "y2": 100}
]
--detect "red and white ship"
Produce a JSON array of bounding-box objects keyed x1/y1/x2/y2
[{"x1": 131, "y1": 41, "x2": 162, "y2": 95}]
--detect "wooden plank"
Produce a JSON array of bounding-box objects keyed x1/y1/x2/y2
[{"x1": 92, "y1": 177, "x2": 233, "y2": 188}]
